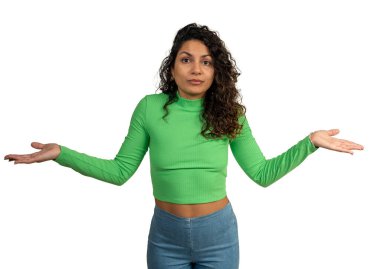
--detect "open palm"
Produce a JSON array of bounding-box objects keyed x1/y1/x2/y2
[
  {"x1": 4, "y1": 142, "x2": 61, "y2": 164},
  {"x1": 310, "y1": 129, "x2": 364, "y2": 155}
]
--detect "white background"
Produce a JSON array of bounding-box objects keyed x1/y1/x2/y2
[{"x1": 1, "y1": 0, "x2": 379, "y2": 268}]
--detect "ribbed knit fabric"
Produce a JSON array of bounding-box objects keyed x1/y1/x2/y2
[{"x1": 54, "y1": 91, "x2": 318, "y2": 204}]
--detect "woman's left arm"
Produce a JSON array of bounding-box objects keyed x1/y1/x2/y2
[{"x1": 229, "y1": 116, "x2": 364, "y2": 187}]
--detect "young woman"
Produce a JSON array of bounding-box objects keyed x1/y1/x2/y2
[{"x1": 4, "y1": 23, "x2": 364, "y2": 269}]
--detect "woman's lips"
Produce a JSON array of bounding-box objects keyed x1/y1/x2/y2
[{"x1": 188, "y1": 79, "x2": 203, "y2": 85}]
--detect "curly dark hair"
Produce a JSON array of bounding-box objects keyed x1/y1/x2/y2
[{"x1": 157, "y1": 23, "x2": 246, "y2": 140}]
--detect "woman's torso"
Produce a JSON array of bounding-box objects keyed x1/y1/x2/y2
[{"x1": 155, "y1": 196, "x2": 229, "y2": 218}]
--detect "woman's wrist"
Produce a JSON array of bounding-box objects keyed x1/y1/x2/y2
[
  {"x1": 52, "y1": 143, "x2": 62, "y2": 160},
  {"x1": 309, "y1": 131, "x2": 319, "y2": 148}
]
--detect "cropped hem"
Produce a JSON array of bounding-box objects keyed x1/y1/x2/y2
[{"x1": 153, "y1": 193, "x2": 228, "y2": 205}]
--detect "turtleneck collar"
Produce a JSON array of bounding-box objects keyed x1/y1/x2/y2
[{"x1": 175, "y1": 91, "x2": 204, "y2": 112}]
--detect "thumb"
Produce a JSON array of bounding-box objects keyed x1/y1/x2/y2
[
  {"x1": 327, "y1": 129, "x2": 340, "y2": 136},
  {"x1": 31, "y1": 142, "x2": 45, "y2": 149}
]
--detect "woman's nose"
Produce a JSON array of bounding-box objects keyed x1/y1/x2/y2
[{"x1": 191, "y1": 61, "x2": 202, "y2": 75}]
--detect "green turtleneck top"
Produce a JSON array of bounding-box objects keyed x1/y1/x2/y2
[{"x1": 54, "y1": 91, "x2": 318, "y2": 204}]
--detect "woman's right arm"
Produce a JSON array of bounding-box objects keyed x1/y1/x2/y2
[{"x1": 4, "y1": 96, "x2": 150, "y2": 186}]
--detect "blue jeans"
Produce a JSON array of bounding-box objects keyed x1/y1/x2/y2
[{"x1": 147, "y1": 202, "x2": 239, "y2": 268}]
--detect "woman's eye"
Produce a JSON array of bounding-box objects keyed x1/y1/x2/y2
[
  {"x1": 181, "y1": 58, "x2": 190, "y2": 63},
  {"x1": 203, "y1": 61, "x2": 212, "y2": 66}
]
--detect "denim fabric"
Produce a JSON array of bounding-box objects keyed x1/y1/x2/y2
[{"x1": 147, "y1": 202, "x2": 239, "y2": 269}]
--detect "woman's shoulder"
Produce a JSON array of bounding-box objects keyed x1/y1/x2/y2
[
  {"x1": 144, "y1": 91, "x2": 167, "y2": 100},
  {"x1": 143, "y1": 91, "x2": 169, "y2": 106}
]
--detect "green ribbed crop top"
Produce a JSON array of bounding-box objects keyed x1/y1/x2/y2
[{"x1": 54, "y1": 91, "x2": 318, "y2": 204}]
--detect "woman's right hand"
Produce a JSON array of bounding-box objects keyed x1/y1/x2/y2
[{"x1": 4, "y1": 142, "x2": 61, "y2": 164}]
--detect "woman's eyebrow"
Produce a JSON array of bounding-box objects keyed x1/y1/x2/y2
[{"x1": 178, "y1": 51, "x2": 212, "y2": 58}]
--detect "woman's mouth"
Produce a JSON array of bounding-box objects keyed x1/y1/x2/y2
[{"x1": 188, "y1": 79, "x2": 203, "y2": 85}]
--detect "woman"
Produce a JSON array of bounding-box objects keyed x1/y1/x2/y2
[{"x1": 4, "y1": 23, "x2": 364, "y2": 268}]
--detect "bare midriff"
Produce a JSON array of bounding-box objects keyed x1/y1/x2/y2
[{"x1": 155, "y1": 196, "x2": 229, "y2": 218}]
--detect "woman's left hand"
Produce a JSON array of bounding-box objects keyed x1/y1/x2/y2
[{"x1": 310, "y1": 129, "x2": 364, "y2": 155}]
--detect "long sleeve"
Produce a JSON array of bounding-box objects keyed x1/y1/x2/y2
[
  {"x1": 229, "y1": 115, "x2": 318, "y2": 187},
  {"x1": 53, "y1": 96, "x2": 150, "y2": 186}
]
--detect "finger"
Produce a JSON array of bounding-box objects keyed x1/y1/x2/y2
[
  {"x1": 4, "y1": 154, "x2": 35, "y2": 162},
  {"x1": 339, "y1": 139, "x2": 364, "y2": 150},
  {"x1": 14, "y1": 160, "x2": 29, "y2": 164},
  {"x1": 341, "y1": 144, "x2": 357, "y2": 152},
  {"x1": 335, "y1": 140, "x2": 363, "y2": 151},
  {"x1": 31, "y1": 142, "x2": 45, "y2": 149},
  {"x1": 347, "y1": 144, "x2": 364, "y2": 150},
  {"x1": 327, "y1": 129, "x2": 340, "y2": 136},
  {"x1": 13, "y1": 156, "x2": 37, "y2": 164},
  {"x1": 4, "y1": 154, "x2": 20, "y2": 160},
  {"x1": 9, "y1": 158, "x2": 25, "y2": 164},
  {"x1": 333, "y1": 147, "x2": 354, "y2": 155},
  {"x1": 335, "y1": 142, "x2": 360, "y2": 154},
  {"x1": 15, "y1": 160, "x2": 35, "y2": 164},
  {"x1": 4, "y1": 154, "x2": 18, "y2": 160}
]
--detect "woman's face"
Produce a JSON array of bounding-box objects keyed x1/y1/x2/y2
[{"x1": 171, "y1": 39, "x2": 215, "y2": 100}]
